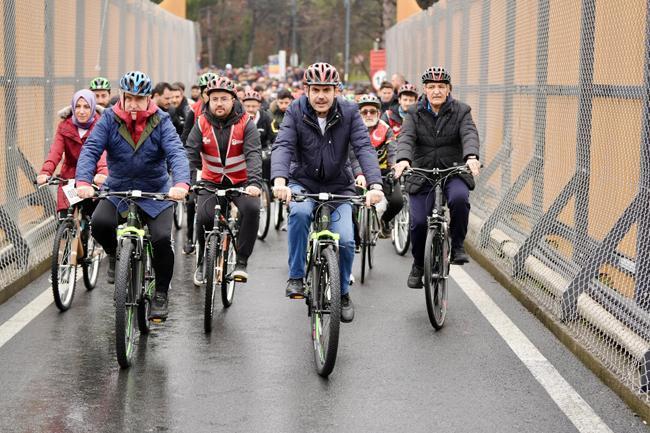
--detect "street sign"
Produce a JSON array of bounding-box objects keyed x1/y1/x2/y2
[{"x1": 372, "y1": 70, "x2": 387, "y2": 91}]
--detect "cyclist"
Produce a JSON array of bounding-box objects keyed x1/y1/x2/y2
[
  {"x1": 190, "y1": 84, "x2": 201, "y2": 103},
  {"x1": 353, "y1": 94, "x2": 403, "y2": 238},
  {"x1": 242, "y1": 90, "x2": 273, "y2": 148},
  {"x1": 152, "y1": 82, "x2": 173, "y2": 112},
  {"x1": 170, "y1": 82, "x2": 191, "y2": 136},
  {"x1": 381, "y1": 83, "x2": 418, "y2": 136},
  {"x1": 89, "y1": 77, "x2": 113, "y2": 108},
  {"x1": 269, "y1": 89, "x2": 293, "y2": 143},
  {"x1": 185, "y1": 76, "x2": 262, "y2": 284},
  {"x1": 272, "y1": 62, "x2": 384, "y2": 323},
  {"x1": 378, "y1": 80, "x2": 397, "y2": 114},
  {"x1": 393, "y1": 66, "x2": 481, "y2": 288},
  {"x1": 37, "y1": 89, "x2": 108, "y2": 219},
  {"x1": 179, "y1": 72, "x2": 217, "y2": 255},
  {"x1": 75, "y1": 70, "x2": 190, "y2": 320}
]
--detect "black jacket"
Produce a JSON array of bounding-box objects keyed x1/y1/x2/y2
[
  {"x1": 396, "y1": 95, "x2": 479, "y2": 193},
  {"x1": 185, "y1": 100, "x2": 262, "y2": 188},
  {"x1": 254, "y1": 109, "x2": 274, "y2": 148}
]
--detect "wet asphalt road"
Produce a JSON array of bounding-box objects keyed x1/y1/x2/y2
[{"x1": 0, "y1": 227, "x2": 648, "y2": 433}]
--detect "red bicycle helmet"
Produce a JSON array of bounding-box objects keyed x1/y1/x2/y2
[
  {"x1": 398, "y1": 83, "x2": 418, "y2": 97},
  {"x1": 242, "y1": 90, "x2": 262, "y2": 102},
  {"x1": 206, "y1": 76, "x2": 237, "y2": 98},
  {"x1": 303, "y1": 62, "x2": 340, "y2": 86}
]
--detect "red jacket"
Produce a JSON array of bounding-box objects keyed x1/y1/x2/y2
[{"x1": 40, "y1": 115, "x2": 108, "y2": 210}]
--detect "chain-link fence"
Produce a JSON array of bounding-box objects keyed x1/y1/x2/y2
[
  {"x1": 386, "y1": 0, "x2": 650, "y2": 408},
  {"x1": 0, "y1": 0, "x2": 197, "y2": 296}
]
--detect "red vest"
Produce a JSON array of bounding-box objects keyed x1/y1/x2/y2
[
  {"x1": 197, "y1": 113, "x2": 250, "y2": 185},
  {"x1": 370, "y1": 120, "x2": 391, "y2": 170},
  {"x1": 385, "y1": 110, "x2": 402, "y2": 136},
  {"x1": 191, "y1": 100, "x2": 203, "y2": 121}
]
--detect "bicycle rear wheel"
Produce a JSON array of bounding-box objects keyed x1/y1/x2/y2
[
  {"x1": 221, "y1": 235, "x2": 237, "y2": 307},
  {"x1": 82, "y1": 232, "x2": 100, "y2": 291},
  {"x1": 311, "y1": 246, "x2": 341, "y2": 377},
  {"x1": 257, "y1": 183, "x2": 271, "y2": 240},
  {"x1": 51, "y1": 221, "x2": 77, "y2": 312},
  {"x1": 173, "y1": 201, "x2": 184, "y2": 230},
  {"x1": 115, "y1": 242, "x2": 138, "y2": 368},
  {"x1": 393, "y1": 194, "x2": 410, "y2": 256},
  {"x1": 204, "y1": 235, "x2": 220, "y2": 333},
  {"x1": 359, "y1": 208, "x2": 368, "y2": 284},
  {"x1": 424, "y1": 227, "x2": 449, "y2": 330}
]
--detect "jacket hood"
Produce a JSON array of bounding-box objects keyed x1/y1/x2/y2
[{"x1": 57, "y1": 104, "x2": 105, "y2": 119}]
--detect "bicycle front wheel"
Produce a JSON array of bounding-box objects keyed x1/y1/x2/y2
[
  {"x1": 368, "y1": 208, "x2": 379, "y2": 270},
  {"x1": 115, "y1": 242, "x2": 138, "y2": 368},
  {"x1": 82, "y1": 232, "x2": 101, "y2": 291},
  {"x1": 393, "y1": 195, "x2": 410, "y2": 256},
  {"x1": 273, "y1": 199, "x2": 285, "y2": 230},
  {"x1": 51, "y1": 221, "x2": 77, "y2": 311},
  {"x1": 311, "y1": 246, "x2": 341, "y2": 377},
  {"x1": 173, "y1": 201, "x2": 184, "y2": 230},
  {"x1": 137, "y1": 243, "x2": 155, "y2": 334},
  {"x1": 424, "y1": 228, "x2": 448, "y2": 330},
  {"x1": 257, "y1": 183, "x2": 271, "y2": 240},
  {"x1": 204, "y1": 235, "x2": 220, "y2": 333},
  {"x1": 359, "y1": 208, "x2": 368, "y2": 284},
  {"x1": 221, "y1": 235, "x2": 237, "y2": 308}
]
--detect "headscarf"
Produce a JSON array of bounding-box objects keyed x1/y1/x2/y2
[{"x1": 71, "y1": 89, "x2": 97, "y2": 129}]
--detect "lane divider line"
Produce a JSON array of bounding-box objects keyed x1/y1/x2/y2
[{"x1": 451, "y1": 266, "x2": 614, "y2": 433}]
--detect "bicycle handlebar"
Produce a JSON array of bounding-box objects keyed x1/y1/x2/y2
[
  {"x1": 95, "y1": 190, "x2": 173, "y2": 201},
  {"x1": 190, "y1": 182, "x2": 250, "y2": 197},
  {"x1": 291, "y1": 192, "x2": 366, "y2": 205}
]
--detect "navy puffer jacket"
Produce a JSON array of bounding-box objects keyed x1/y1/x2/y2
[{"x1": 271, "y1": 95, "x2": 382, "y2": 194}]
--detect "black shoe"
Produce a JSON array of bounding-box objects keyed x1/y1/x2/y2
[
  {"x1": 149, "y1": 291, "x2": 169, "y2": 321},
  {"x1": 451, "y1": 247, "x2": 469, "y2": 265},
  {"x1": 379, "y1": 219, "x2": 391, "y2": 239},
  {"x1": 193, "y1": 262, "x2": 204, "y2": 286},
  {"x1": 232, "y1": 257, "x2": 248, "y2": 283},
  {"x1": 107, "y1": 255, "x2": 116, "y2": 284},
  {"x1": 407, "y1": 264, "x2": 424, "y2": 289},
  {"x1": 286, "y1": 278, "x2": 305, "y2": 299},
  {"x1": 341, "y1": 293, "x2": 355, "y2": 323},
  {"x1": 182, "y1": 240, "x2": 195, "y2": 255}
]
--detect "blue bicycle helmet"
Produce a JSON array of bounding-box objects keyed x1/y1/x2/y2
[{"x1": 119, "y1": 71, "x2": 152, "y2": 96}]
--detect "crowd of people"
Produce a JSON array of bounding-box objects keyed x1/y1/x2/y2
[{"x1": 37, "y1": 60, "x2": 480, "y2": 323}]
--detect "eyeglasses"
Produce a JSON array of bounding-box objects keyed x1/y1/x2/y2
[{"x1": 360, "y1": 109, "x2": 378, "y2": 116}]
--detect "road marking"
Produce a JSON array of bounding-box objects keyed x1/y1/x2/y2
[
  {"x1": 451, "y1": 266, "x2": 614, "y2": 433},
  {"x1": 0, "y1": 271, "x2": 83, "y2": 350}
]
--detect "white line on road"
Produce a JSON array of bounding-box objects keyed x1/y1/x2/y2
[{"x1": 451, "y1": 266, "x2": 614, "y2": 433}]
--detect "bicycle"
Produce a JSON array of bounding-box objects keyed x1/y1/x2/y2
[
  {"x1": 95, "y1": 189, "x2": 173, "y2": 368},
  {"x1": 355, "y1": 193, "x2": 380, "y2": 284},
  {"x1": 392, "y1": 177, "x2": 410, "y2": 256},
  {"x1": 173, "y1": 199, "x2": 184, "y2": 230},
  {"x1": 291, "y1": 191, "x2": 365, "y2": 377},
  {"x1": 37, "y1": 177, "x2": 102, "y2": 311},
  {"x1": 192, "y1": 182, "x2": 247, "y2": 333},
  {"x1": 257, "y1": 147, "x2": 272, "y2": 240},
  {"x1": 403, "y1": 165, "x2": 470, "y2": 330}
]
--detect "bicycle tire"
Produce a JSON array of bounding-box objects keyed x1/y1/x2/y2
[
  {"x1": 359, "y1": 208, "x2": 368, "y2": 284},
  {"x1": 137, "y1": 244, "x2": 155, "y2": 334},
  {"x1": 424, "y1": 227, "x2": 448, "y2": 330},
  {"x1": 221, "y1": 235, "x2": 237, "y2": 308},
  {"x1": 392, "y1": 195, "x2": 410, "y2": 256},
  {"x1": 82, "y1": 232, "x2": 100, "y2": 291},
  {"x1": 273, "y1": 199, "x2": 285, "y2": 230},
  {"x1": 173, "y1": 201, "x2": 183, "y2": 230},
  {"x1": 204, "y1": 235, "x2": 220, "y2": 333},
  {"x1": 257, "y1": 183, "x2": 271, "y2": 240},
  {"x1": 311, "y1": 246, "x2": 341, "y2": 377},
  {"x1": 51, "y1": 221, "x2": 77, "y2": 312},
  {"x1": 115, "y1": 241, "x2": 138, "y2": 368},
  {"x1": 368, "y1": 208, "x2": 378, "y2": 270}
]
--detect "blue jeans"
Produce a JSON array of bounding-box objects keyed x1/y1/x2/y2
[{"x1": 287, "y1": 184, "x2": 355, "y2": 295}]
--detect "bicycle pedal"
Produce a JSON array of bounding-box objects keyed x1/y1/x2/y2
[
  {"x1": 289, "y1": 294, "x2": 305, "y2": 300},
  {"x1": 150, "y1": 318, "x2": 166, "y2": 324}
]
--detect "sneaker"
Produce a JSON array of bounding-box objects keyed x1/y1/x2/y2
[
  {"x1": 341, "y1": 293, "x2": 355, "y2": 323},
  {"x1": 451, "y1": 247, "x2": 469, "y2": 265},
  {"x1": 232, "y1": 258, "x2": 248, "y2": 283},
  {"x1": 193, "y1": 262, "x2": 204, "y2": 286},
  {"x1": 407, "y1": 263, "x2": 424, "y2": 289},
  {"x1": 379, "y1": 219, "x2": 392, "y2": 239},
  {"x1": 286, "y1": 278, "x2": 305, "y2": 299},
  {"x1": 107, "y1": 255, "x2": 116, "y2": 284},
  {"x1": 149, "y1": 291, "x2": 169, "y2": 321},
  {"x1": 349, "y1": 274, "x2": 355, "y2": 286},
  {"x1": 182, "y1": 240, "x2": 195, "y2": 255},
  {"x1": 354, "y1": 244, "x2": 361, "y2": 254}
]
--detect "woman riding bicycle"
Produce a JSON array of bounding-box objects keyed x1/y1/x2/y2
[
  {"x1": 37, "y1": 89, "x2": 108, "y2": 219},
  {"x1": 393, "y1": 66, "x2": 481, "y2": 288},
  {"x1": 75, "y1": 70, "x2": 190, "y2": 320}
]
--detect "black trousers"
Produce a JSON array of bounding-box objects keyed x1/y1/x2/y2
[
  {"x1": 91, "y1": 200, "x2": 175, "y2": 293},
  {"x1": 381, "y1": 180, "x2": 404, "y2": 223},
  {"x1": 195, "y1": 190, "x2": 260, "y2": 261}
]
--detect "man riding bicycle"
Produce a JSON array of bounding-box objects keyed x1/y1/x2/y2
[
  {"x1": 76, "y1": 70, "x2": 190, "y2": 320},
  {"x1": 185, "y1": 75, "x2": 263, "y2": 284},
  {"x1": 271, "y1": 62, "x2": 384, "y2": 323},
  {"x1": 393, "y1": 66, "x2": 481, "y2": 288}
]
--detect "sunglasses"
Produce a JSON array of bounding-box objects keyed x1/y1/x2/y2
[{"x1": 360, "y1": 109, "x2": 378, "y2": 116}]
